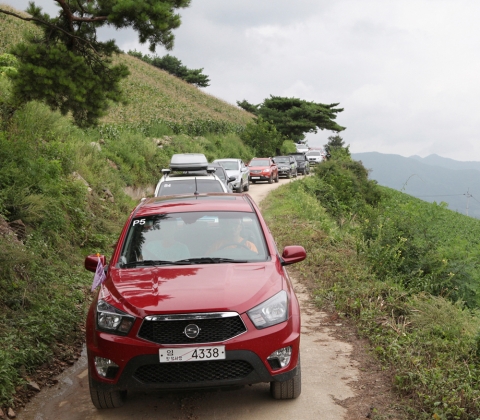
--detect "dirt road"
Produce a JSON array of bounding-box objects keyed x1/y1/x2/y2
[{"x1": 17, "y1": 176, "x2": 363, "y2": 420}]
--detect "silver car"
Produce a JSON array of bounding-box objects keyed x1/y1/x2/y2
[{"x1": 213, "y1": 159, "x2": 250, "y2": 192}]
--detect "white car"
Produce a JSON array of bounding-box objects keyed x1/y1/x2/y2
[
  {"x1": 295, "y1": 143, "x2": 309, "y2": 153},
  {"x1": 212, "y1": 158, "x2": 250, "y2": 193},
  {"x1": 154, "y1": 153, "x2": 229, "y2": 197},
  {"x1": 306, "y1": 150, "x2": 325, "y2": 165}
]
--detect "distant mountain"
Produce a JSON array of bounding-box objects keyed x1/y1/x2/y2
[
  {"x1": 409, "y1": 154, "x2": 480, "y2": 172},
  {"x1": 351, "y1": 152, "x2": 480, "y2": 218}
]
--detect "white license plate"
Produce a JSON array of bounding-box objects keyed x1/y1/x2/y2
[
  {"x1": 251, "y1": 176, "x2": 260, "y2": 179},
  {"x1": 159, "y1": 346, "x2": 226, "y2": 363}
]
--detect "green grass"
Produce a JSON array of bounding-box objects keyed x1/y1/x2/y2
[{"x1": 262, "y1": 179, "x2": 480, "y2": 420}]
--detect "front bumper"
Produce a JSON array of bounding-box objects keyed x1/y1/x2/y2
[
  {"x1": 87, "y1": 314, "x2": 300, "y2": 392},
  {"x1": 249, "y1": 173, "x2": 271, "y2": 181},
  {"x1": 277, "y1": 168, "x2": 292, "y2": 177},
  {"x1": 90, "y1": 350, "x2": 300, "y2": 392}
]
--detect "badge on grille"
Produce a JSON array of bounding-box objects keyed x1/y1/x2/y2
[{"x1": 184, "y1": 324, "x2": 201, "y2": 339}]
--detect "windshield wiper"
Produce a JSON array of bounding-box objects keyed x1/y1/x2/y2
[
  {"x1": 175, "y1": 257, "x2": 248, "y2": 264},
  {"x1": 120, "y1": 260, "x2": 186, "y2": 268}
]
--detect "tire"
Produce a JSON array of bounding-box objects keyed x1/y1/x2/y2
[
  {"x1": 244, "y1": 180, "x2": 249, "y2": 191},
  {"x1": 274, "y1": 173, "x2": 279, "y2": 183},
  {"x1": 268, "y1": 175, "x2": 273, "y2": 184},
  {"x1": 236, "y1": 180, "x2": 243, "y2": 193},
  {"x1": 286, "y1": 172, "x2": 291, "y2": 179},
  {"x1": 270, "y1": 360, "x2": 301, "y2": 399},
  {"x1": 251, "y1": 180, "x2": 256, "y2": 184},
  {"x1": 89, "y1": 376, "x2": 126, "y2": 409}
]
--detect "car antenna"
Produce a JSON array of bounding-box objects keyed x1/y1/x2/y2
[{"x1": 194, "y1": 176, "x2": 199, "y2": 195}]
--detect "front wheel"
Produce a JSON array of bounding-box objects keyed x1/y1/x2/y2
[
  {"x1": 270, "y1": 361, "x2": 301, "y2": 399},
  {"x1": 89, "y1": 376, "x2": 126, "y2": 409},
  {"x1": 268, "y1": 175, "x2": 273, "y2": 184},
  {"x1": 236, "y1": 180, "x2": 243, "y2": 193},
  {"x1": 274, "y1": 173, "x2": 279, "y2": 183},
  {"x1": 244, "y1": 180, "x2": 249, "y2": 191}
]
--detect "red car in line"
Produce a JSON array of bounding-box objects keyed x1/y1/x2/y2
[
  {"x1": 248, "y1": 157, "x2": 279, "y2": 184},
  {"x1": 84, "y1": 193, "x2": 306, "y2": 408}
]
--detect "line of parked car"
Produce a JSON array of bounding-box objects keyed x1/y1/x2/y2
[{"x1": 153, "y1": 150, "x2": 320, "y2": 198}]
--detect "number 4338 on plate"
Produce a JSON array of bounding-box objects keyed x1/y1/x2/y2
[{"x1": 159, "y1": 346, "x2": 226, "y2": 363}]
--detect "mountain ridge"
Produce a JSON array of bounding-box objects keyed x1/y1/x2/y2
[{"x1": 351, "y1": 151, "x2": 480, "y2": 218}]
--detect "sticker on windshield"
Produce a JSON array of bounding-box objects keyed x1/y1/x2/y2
[{"x1": 132, "y1": 219, "x2": 146, "y2": 226}]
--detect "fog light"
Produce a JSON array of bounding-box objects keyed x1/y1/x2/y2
[
  {"x1": 267, "y1": 346, "x2": 292, "y2": 369},
  {"x1": 94, "y1": 356, "x2": 119, "y2": 379}
]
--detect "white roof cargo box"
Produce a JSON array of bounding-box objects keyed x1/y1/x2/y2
[{"x1": 169, "y1": 153, "x2": 209, "y2": 171}]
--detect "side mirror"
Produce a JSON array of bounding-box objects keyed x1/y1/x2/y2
[
  {"x1": 228, "y1": 176, "x2": 236, "y2": 183},
  {"x1": 281, "y1": 246, "x2": 306, "y2": 266},
  {"x1": 85, "y1": 254, "x2": 106, "y2": 273}
]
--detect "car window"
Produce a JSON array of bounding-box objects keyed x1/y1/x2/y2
[
  {"x1": 249, "y1": 159, "x2": 270, "y2": 166},
  {"x1": 216, "y1": 161, "x2": 239, "y2": 171},
  {"x1": 274, "y1": 157, "x2": 290, "y2": 163},
  {"x1": 120, "y1": 212, "x2": 268, "y2": 265},
  {"x1": 158, "y1": 179, "x2": 225, "y2": 196}
]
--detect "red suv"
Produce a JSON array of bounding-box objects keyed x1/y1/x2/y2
[
  {"x1": 248, "y1": 157, "x2": 279, "y2": 184},
  {"x1": 84, "y1": 193, "x2": 306, "y2": 408}
]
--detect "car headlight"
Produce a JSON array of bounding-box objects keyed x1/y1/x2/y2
[
  {"x1": 247, "y1": 291, "x2": 288, "y2": 329},
  {"x1": 96, "y1": 299, "x2": 135, "y2": 335}
]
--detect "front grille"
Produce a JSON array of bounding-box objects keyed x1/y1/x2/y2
[
  {"x1": 133, "y1": 360, "x2": 253, "y2": 384},
  {"x1": 138, "y1": 315, "x2": 247, "y2": 344}
]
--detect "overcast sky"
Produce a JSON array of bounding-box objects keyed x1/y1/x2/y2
[{"x1": 4, "y1": 0, "x2": 480, "y2": 161}]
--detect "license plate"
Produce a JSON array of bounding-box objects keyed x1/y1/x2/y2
[
  {"x1": 159, "y1": 346, "x2": 226, "y2": 363},
  {"x1": 251, "y1": 176, "x2": 260, "y2": 179}
]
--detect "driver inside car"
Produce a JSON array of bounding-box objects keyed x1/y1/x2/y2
[{"x1": 207, "y1": 217, "x2": 258, "y2": 254}]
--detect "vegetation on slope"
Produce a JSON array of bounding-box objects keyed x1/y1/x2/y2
[
  {"x1": 262, "y1": 151, "x2": 480, "y2": 419},
  {"x1": 0, "y1": 4, "x2": 253, "y2": 131}
]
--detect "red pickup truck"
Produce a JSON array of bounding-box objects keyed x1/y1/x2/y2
[{"x1": 248, "y1": 157, "x2": 279, "y2": 184}]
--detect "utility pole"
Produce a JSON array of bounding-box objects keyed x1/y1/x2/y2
[{"x1": 466, "y1": 189, "x2": 472, "y2": 216}]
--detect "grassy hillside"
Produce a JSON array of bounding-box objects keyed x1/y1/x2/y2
[
  {"x1": 263, "y1": 166, "x2": 480, "y2": 419},
  {"x1": 0, "y1": 5, "x2": 256, "y2": 413},
  {"x1": 0, "y1": 3, "x2": 253, "y2": 129}
]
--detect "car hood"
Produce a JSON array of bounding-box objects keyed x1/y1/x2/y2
[
  {"x1": 224, "y1": 169, "x2": 241, "y2": 177},
  {"x1": 248, "y1": 165, "x2": 270, "y2": 171},
  {"x1": 107, "y1": 263, "x2": 283, "y2": 316}
]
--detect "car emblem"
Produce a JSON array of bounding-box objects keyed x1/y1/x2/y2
[{"x1": 184, "y1": 324, "x2": 201, "y2": 339}]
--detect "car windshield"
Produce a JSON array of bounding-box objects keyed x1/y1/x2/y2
[
  {"x1": 293, "y1": 155, "x2": 305, "y2": 161},
  {"x1": 119, "y1": 212, "x2": 268, "y2": 265},
  {"x1": 158, "y1": 179, "x2": 224, "y2": 196},
  {"x1": 307, "y1": 151, "x2": 321, "y2": 156},
  {"x1": 250, "y1": 159, "x2": 270, "y2": 166},
  {"x1": 216, "y1": 161, "x2": 239, "y2": 171},
  {"x1": 274, "y1": 157, "x2": 290, "y2": 163}
]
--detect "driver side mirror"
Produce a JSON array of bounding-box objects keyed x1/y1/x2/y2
[{"x1": 281, "y1": 246, "x2": 306, "y2": 266}]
